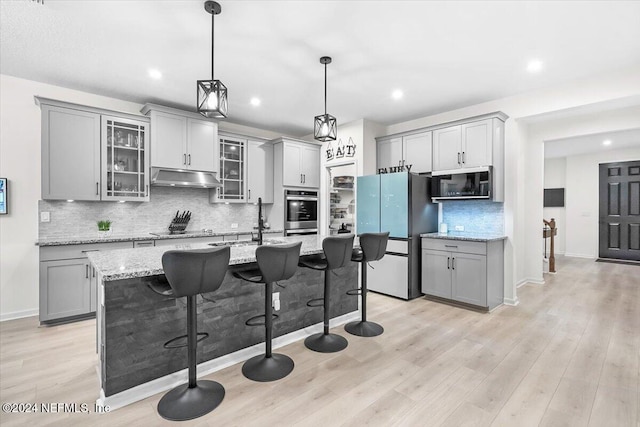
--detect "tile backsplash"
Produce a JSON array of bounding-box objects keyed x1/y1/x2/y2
[
  {"x1": 39, "y1": 186, "x2": 269, "y2": 239},
  {"x1": 440, "y1": 200, "x2": 504, "y2": 235}
]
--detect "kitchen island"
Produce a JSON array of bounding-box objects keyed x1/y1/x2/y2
[{"x1": 88, "y1": 235, "x2": 358, "y2": 409}]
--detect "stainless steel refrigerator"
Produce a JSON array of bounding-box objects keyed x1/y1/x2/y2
[{"x1": 356, "y1": 171, "x2": 437, "y2": 299}]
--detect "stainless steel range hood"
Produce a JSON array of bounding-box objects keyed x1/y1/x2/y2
[{"x1": 151, "y1": 167, "x2": 222, "y2": 188}]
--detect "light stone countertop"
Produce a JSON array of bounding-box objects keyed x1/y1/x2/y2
[
  {"x1": 88, "y1": 234, "x2": 354, "y2": 282},
  {"x1": 36, "y1": 229, "x2": 284, "y2": 247},
  {"x1": 420, "y1": 232, "x2": 507, "y2": 242}
]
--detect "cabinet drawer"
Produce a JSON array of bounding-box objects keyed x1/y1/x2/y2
[
  {"x1": 386, "y1": 239, "x2": 408, "y2": 255},
  {"x1": 40, "y1": 241, "x2": 133, "y2": 261},
  {"x1": 421, "y1": 238, "x2": 486, "y2": 255}
]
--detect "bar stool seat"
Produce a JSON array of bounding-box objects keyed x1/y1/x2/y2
[
  {"x1": 156, "y1": 247, "x2": 230, "y2": 422},
  {"x1": 345, "y1": 232, "x2": 389, "y2": 338},
  {"x1": 299, "y1": 234, "x2": 354, "y2": 353},
  {"x1": 233, "y1": 242, "x2": 302, "y2": 382}
]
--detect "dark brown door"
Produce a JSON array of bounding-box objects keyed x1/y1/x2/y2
[{"x1": 599, "y1": 160, "x2": 640, "y2": 261}]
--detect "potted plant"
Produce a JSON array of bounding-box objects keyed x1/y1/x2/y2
[{"x1": 97, "y1": 220, "x2": 112, "y2": 237}]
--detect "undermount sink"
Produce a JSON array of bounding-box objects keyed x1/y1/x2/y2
[{"x1": 208, "y1": 239, "x2": 286, "y2": 248}]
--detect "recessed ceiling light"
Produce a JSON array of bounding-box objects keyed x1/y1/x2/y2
[
  {"x1": 66, "y1": 199, "x2": 74, "y2": 203},
  {"x1": 148, "y1": 69, "x2": 162, "y2": 80},
  {"x1": 527, "y1": 59, "x2": 543, "y2": 73},
  {"x1": 603, "y1": 139, "x2": 612, "y2": 146},
  {"x1": 250, "y1": 97, "x2": 261, "y2": 107},
  {"x1": 392, "y1": 90, "x2": 403, "y2": 100}
]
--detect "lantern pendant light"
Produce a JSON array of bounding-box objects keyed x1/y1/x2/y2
[
  {"x1": 197, "y1": 1, "x2": 228, "y2": 119},
  {"x1": 314, "y1": 56, "x2": 337, "y2": 142}
]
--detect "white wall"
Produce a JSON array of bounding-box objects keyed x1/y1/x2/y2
[
  {"x1": 564, "y1": 147, "x2": 640, "y2": 258},
  {"x1": 0, "y1": 74, "x2": 293, "y2": 321},
  {"x1": 543, "y1": 158, "x2": 567, "y2": 255}
]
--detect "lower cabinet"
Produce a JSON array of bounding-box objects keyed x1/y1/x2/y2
[
  {"x1": 39, "y1": 259, "x2": 92, "y2": 322},
  {"x1": 421, "y1": 238, "x2": 503, "y2": 310},
  {"x1": 39, "y1": 241, "x2": 132, "y2": 324}
]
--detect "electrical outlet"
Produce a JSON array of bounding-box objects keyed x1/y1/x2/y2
[
  {"x1": 454, "y1": 225, "x2": 464, "y2": 231},
  {"x1": 272, "y1": 292, "x2": 280, "y2": 311},
  {"x1": 40, "y1": 212, "x2": 50, "y2": 223},
  {"x1": 231, "y1": 223, "x2": 238, "y2": 229}
]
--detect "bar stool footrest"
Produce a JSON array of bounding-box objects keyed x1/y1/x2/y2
[
  {"x1": 306, "y1": 298, "x2": 324, "y2": 308},
  {"x1": 164, "y1": 332, "x2": 209, "y2": 349},
  {"x1": 346, "y1": 288, "x2": 361, "y2": 296},
  {"x1": 245, "y1": 313, "x2": 279, "y2": 327}
]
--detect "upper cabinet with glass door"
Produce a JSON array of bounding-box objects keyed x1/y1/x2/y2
[
  {"x1": 213, "y1": 135, "x2": 246, "y2": 202},
  {"x1": 101, "y1": 116, "x2": 150, "y2": 201}
]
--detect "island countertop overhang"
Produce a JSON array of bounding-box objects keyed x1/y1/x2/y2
[{"x1": 87, "y1": 235, "x2": 348, "y2": 281}]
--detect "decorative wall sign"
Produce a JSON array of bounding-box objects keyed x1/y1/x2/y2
[
  {"x1": 335, "y1": 139, "x2": 345, "y2": 158},
  {"x1": 377, "y1": 164, "x2": 412, "y2": 174},
  {"x1": 345, "y1": 137, "x2": 356, "y2": 157},
  {"x1": 326, "y1": 141, "x2": 335, "y2": 161}
]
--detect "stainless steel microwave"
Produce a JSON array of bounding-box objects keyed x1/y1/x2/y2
[{"x1": 431, "y1": 167, "x2": 492, "y2": 200}]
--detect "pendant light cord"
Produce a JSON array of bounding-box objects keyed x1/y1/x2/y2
[
  {"x1": 324, "y1": 62, "x2": 327, "y2": 115},
  {"x1": 211, "y1": 12, "x2": 216, "y2": 80}
]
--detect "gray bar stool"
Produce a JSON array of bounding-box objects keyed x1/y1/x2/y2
[
  {"x1": 345, "y1": 232, "x2": 389, "y2": 337},
  {"x1": 299, "y1": 234, "x2": 354, "y2": 353},
  {"x1": 157, "y1": 247, "x2": 230, "y2": 422},
  {"x1": 233, "y1": 242, "x2": 302, "y2": 382}
]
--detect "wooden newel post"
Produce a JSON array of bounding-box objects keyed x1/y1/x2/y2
[{"x1": 543, "y1": 218, "x2": 556, "y2": 273}]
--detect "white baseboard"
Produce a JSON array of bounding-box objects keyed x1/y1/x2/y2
[
  {"x1": 97, "y1": 310, "x2": 360, "y2": 411},
  {"x1": 0, "y1": 308, "x2": 38, "y2": 322},
  {"x1": 564, "y1": 253, "x2": 596, "y2": 259},
  {"x1": 503, "y1": 297, "x2": 520, "y2": 306},
  {"x1": 517, "y1": 277, "x2": 545, "y2": 286}
]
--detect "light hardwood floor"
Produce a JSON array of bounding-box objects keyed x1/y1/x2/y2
[{"x1": 1, "y1": 256, "x2": 638, "y2": 426}]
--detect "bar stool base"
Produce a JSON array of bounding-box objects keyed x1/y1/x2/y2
[
  {"x1": 157, "y1": 380, "x2": 225, "y2": 421},
  {"x1": 304, "y1": 332, "x2": 348, "y2": 353},
  {"x1": 344, "y1": 320, "x2": 384, "y2": 337},
  {"x1": 242, "y1": 353, "x2": 294, "y2": 382}
]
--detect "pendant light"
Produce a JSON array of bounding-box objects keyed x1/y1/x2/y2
[
  {"x1": 197, "y1": 1, "x2": 228, "y2": 119},
  {"x1": 314, "y1": 56, "x2": 337, "y2": 142}
]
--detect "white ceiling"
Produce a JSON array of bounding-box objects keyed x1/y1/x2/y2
[
  {"x1": 2, "y1": 1, "x2": 640, "y2": 137},
  {"x1": 544, "y1": 128, "x2": 640, "y2": 158}
]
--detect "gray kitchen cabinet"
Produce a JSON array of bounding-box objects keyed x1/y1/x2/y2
[
  {"x1": 101, "y1": 115, "x2": 150, "y2": 201},
  {"x1": 376, "y1": 137, "x2": 403, "y2": 171},
  {"x1": 38, "y1": 98, "x2": 150, "y2": 202},
  {"x1": 422, "y1": 249, "x2": 452, "y2": 299},
  {"x1": 39, "y1": 259, "x2": 91, "y2": 322},
  {"x1": 247, "y1": 140, "x2": 274, "y2": 203},
  {"x1": 142, "y1": 104, "x2": 218, "y2": 173},
  {"x1": 421, "y1": 237, "x2": 503, "y2": 310},
  {"x1": 39, "y1": 241, "x2": 133, "y2": 324},
  {"x1": 213, "y1": 134, "x2": 247, "y2": 202},
  {"x1": 275, "y1": 138, "x2": 321, "y2": 188},
  {"x1": 432, "y1": 118, "x2": 498, "y2": 172},
  {"x1": 432, "y1": 125, "x2": 462, "y2": 171},
  {"x1": 41, "y1": 105, "x2": 101, "y2": 201},
  {"x1": 376, "y1": 132, "x2": 432, "y2": 173}
]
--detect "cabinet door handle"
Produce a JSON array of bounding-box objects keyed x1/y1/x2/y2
[
  {"x1": 183, "y1": 154, "x2": 187, "y2": 165},
  {"x1": 457, "y1": 152, "x2": 461, "y2": 165},
  {"x1": 447, "y1": 257, "x2": 450, "y2": 269},
  {"x1": 303, "y1": 174, "x2": 305, "y2": 184},
  {"x1": 92, "y1": 267, "x2": 96, "y2": 278},
  {"x1": 188, "y1": 154, "x2": 191, "y2": 165},
  {"x1": 96, "y1": 182, "x2": 99, "y2": 196},
  {"x1": 146, "y1": 185, "x2": 149, "y2": 197},
  {"x1": 462, "y1": 152, "x2": 465, "y2": 164},
  {"x1": 444, "y1": 245, "x2": 458, "y2": 248},
  {"x1": 248, "y1": 189, "x2": 251, "y2": 200},
  {"x1": 452, "y1": 257, "x2": 455, "y2": 270},
  {"x1": 86, "y1": 265, "x2": 89, "y2": 279}
]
